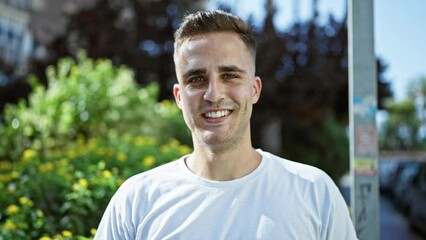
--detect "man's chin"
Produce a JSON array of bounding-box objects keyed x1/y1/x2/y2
[{"x1": 199, "y1": 134, "x2": 234, "y2": 151}]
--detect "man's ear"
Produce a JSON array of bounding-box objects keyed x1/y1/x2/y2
[
  {"x1": 173, "y1": 83, "x2": 183, "y2": 109},
  {"x1": 252, "y1": 76, "x2": 262, "y2": 104}
]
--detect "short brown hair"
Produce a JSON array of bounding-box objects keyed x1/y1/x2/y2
[{"x1": 174, "y1": 10, "x2": 257, "y2": 60}]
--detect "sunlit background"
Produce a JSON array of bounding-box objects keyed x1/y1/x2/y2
[
  {"x1": 209, "y1": 0, "x2": 426, "y2": 101},
  {"x1": 0, "y1": 0, "x2": 425, "y2": 239}
]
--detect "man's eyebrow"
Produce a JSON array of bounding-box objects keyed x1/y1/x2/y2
[
  {"x1": 182, "y1": 68, "x2": 206, "y2": 79},
  {"x1": 218, "y1": 65, "x2": 246, "y2": 73}
]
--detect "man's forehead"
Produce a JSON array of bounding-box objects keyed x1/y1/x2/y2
[
  {"x1": 179, "y1": 32, "x2": 244, "y2": 49},
  {"x1": 174, "y1": 32, "x2": 256, "y2": 76}
]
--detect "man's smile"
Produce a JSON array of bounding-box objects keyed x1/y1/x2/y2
[{"x1": 203, "y1": 110, "x2": 232, "y2": 119}]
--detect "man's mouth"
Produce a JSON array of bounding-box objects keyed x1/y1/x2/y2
[{"x1": 203, "y1": 110, "x2": 231, "y2": 119}]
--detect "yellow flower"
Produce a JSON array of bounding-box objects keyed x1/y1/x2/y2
[
  {"x1": 4, "y1": 221, "x2": 16, "y2": 230},
  {"x1": 168, "y1": 138, "x2": 180, "y2": 146},
  {"x1": 0, "y1": 174, "x2": 11, "y2": 182},
  {"x1": 57, "y1": 158, "x2": 68, "y2": 168},
  {"x1": 78, "y1": 178, "x2": 88, "y2": 188},
  {"x1": 38, "y1": 162, "x2": 54, "y2": 172},
  {"x1": 62, "y1": 230, "x2": 72, "y2": 237},
  {"x1": 67, "y1": 150, "x2": 77, "y2": 159},
  {"x1": 144, "y1": 136, "x2": 157, "y2": 145},
  {"x1": 102, "y1": 170, "x2": 113, "y2": 179},
  {"x1": 87, "y1": 138, "x2": 99, "y2": 150},
  {"x1": 116, "y1": 178, "x2": 124, "y2": 187},
  {"x1": 11, "y1": 171, "x2": 18, "y2": 178},
  {"x1": 159, "y1": 145, "x2": 169, "y2": 153},
  {"x1": 0, "y1": 161, "x2": 12, "y2": 170},
  {"x1": 19, "y1": 197, "x2": 34, "y2": 207},
  {"x1": 143, "y1": 156, "x2": 156, "y2": 168},
  {"x1": 133, "y1": 136, "x2": 144, "y2": 146},
  {"x1": 133, "y1": 135, "x2": 157, "y2": 146},
  {"x1": 179, "y1": 145, "x2": 192, "y2": 155},
  {"x1": 22, "y1": 149, "x2": 38, "y2": 160},
  {"x1": 70, "y1": 65, "x2": 78, "y2": 76},
  {"x1": 39, "y1": 237, "x2": 52, "y2": 240},
  {"x1": 72, "y1": 178, "x2": 88, "y2": 192},
  {"x1": 161, "y1": 99, "x2": 172, "y2": 106},
  {"x1": 117, "y1": 152, "x2": 127, "y2": 162},
  {"x1": 37, "y1": 210, "x2": 44, "y2": 217},
  {"x1": 90, "y1": 228, "x2": 97, "y2": 236},
  {"x1": 0, "y1": 172, "x2": 17, "y2": 183},
  {"x1": 6, "y1": 204, "x2": 19, "y2": 215}
]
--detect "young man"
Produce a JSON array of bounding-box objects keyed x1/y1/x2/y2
[{"x1": 95, "y1": 10, "x2": 358, "y2": 239}]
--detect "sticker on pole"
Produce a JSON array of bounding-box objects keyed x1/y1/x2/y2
[
  {"x1": 353, "y1": 95, "x2": 376, "y2": 118},
  {"x1": 355, "y1": 125, "x2": 377, "y2": 156},
  {"x1": 354, "y1": 158, "x2": 377, "y2": 176}
]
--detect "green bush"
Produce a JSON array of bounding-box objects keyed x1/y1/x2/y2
[
  {"x1": 0, "y1": 51, "x2": 190, "y2": 161},
  {"x1": 282, "y1": 114, "x2": 349, "y2": 182},
  {"x1": 0, "y1": 134, "x2": 191, "y2": 239},
  {"x1": 0, "y1": 52, "x2": 192, "y2": 239}
]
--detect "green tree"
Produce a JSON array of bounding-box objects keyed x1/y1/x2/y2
[
  {"x1": 408, "y1": 75, "x2": 426, "y2": 148},
  {"x1": 282, "y1": 113, "x2": 350, "y2": 181},
  {"x1": 0, "y1": 52, "x2": 189, "y2": 161},
  {"x1": 380, "y1": 100, "x2": 421, "y2": 150},
  {"x1": 408, "y1": 77, "x2": 426, "y2": 122},
  {"x1": 29, "y1": 0, "x2": 205, "y2": 101}
]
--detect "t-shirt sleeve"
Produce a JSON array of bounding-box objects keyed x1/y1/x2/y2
[
  {"x1": 94, "y1": 182, "x2": 136, "y2": 240},
  {"x1": 321, "y1": 174, "x2": 359, "y2": 240}
]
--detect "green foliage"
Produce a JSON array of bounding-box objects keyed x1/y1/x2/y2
[
  {"x1": 408, "y1": 75, "x2": 426, "y2": 100},
  {"x1": 282, "y1": 114, "x2": 349, "y2": 182},
  {"x1": 380, "y1": 100, "x2": 421, "y2": 150},
  {"x1": 0, "y1": 53, "x2": 192, "y2": 239},
  {"x1": 379, "y1": 76, "x2": 426, "y2": 150},
  {"x1": 0, "y1": 134, "x2": 191, "y2": 239},
  {"x1": 0, "y1": 51, "x2": 190, "y2": 161},
  {"x1": 408, "y1": 76, "x2": 426, "y2": 148}
]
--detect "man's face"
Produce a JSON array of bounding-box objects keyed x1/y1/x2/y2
[{"x1": 173, "y1": 32, "x2": 262, "y2": 150}]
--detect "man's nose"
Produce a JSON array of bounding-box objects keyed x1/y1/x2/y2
[{"x1": 203, "y1": 78, "x2": 224, "y2": 103}]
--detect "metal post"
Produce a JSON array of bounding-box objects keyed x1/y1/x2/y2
[{"x1": 348, "y1": 0, "x2": 380, "y2": 239}]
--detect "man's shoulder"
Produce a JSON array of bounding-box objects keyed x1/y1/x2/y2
[
  {"x1": 260, "y1": 150, "x2": 332, "y2": 184},
  {"x1": 126, "y1": 158, "x2": 183, "y2": 183},
  {"x1": 116, "y1": 157, "x2": 184, "y2": 194},
  {"x1": 261, "y1": 150, "x2": 340, "y2": 201}
]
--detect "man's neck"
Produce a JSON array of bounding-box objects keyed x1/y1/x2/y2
[{"x1": 185, "y1": 143, "x2": 262, "y2": 181}]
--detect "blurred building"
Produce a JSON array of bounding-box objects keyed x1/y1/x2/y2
[
  {"x1": 0, "y1": 0, "x2": 207, "y2": 86},
  {"x1": 0, "y1": 0, "x2": 35, "y2": 84},
  {"x1": 0, "y1": 0, "x2": 95, "y2": 85}
]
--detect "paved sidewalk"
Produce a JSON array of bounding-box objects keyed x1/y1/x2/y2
[{"x1": 380, "y1": 196, "x2": 425, "y2": 240}]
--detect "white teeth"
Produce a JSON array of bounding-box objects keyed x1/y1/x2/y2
[{"x1": 205, "y1": 110, "x2": 230, "y2": 118}]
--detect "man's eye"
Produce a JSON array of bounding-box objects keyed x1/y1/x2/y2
[
  {"x1": 223, "y1": 73, "x2": 238, "y2": 79},
  {"x1": 188, "y1": 77, "x2": 204, "y2": 84}
]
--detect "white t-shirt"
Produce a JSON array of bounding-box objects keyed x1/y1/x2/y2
[{"x1": 95, "y1": 149, "x2": 358, "y2": 240}]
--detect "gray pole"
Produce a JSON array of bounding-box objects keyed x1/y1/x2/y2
[{"x1": 348, "y1": 0, "x2": 380, "y2": 239}]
